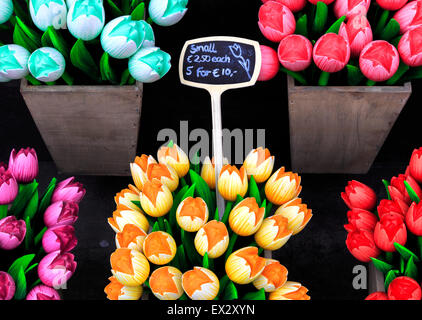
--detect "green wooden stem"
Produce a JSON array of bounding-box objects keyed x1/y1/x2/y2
[
  {"x1": 225, "y1": 233, "x2": 238, "y2": 261},
  {"x1": 375, "y1": 9, "x2": 390, "y2": 36},
  {"x1": 318, "y1": 71, "x2": 330, "y2": 86},
  {"x1": 418, "y1": 237, "x2": 422, "y2": 260},
  {"x1": 366, "y1": 80, "x2": 376, "y2": 86},
  {"x1": 265, "y1": 202, "x2": 273, "y2": 218},
  {"x1": 61, "y1": 71, "x2": 74, "y2": 86},
  {"x1": 385, "y1": 251, "x2": 394, "y2": 264},
  {"x1": 157, "y1": 217, "x2": 165, "y2": 231},
  {"x1": 0, "y1": 204, "x2": 8, "y2": 219}
]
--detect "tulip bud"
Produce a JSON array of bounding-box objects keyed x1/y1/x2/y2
[
  {"x1": 268, "y1": 281, "x2": 310, "y2": 300},
  {"x1": 101, "y1": 16, "x2": 146, "y2": 59},
  {"x1": 278, "y1": 34, "x2": 313, "y2": 72},
  {"x1": 148, "y1": 0, "x2": 188, "y2": 27},
  {"x1": 243, "y1": 147, "x2": 275, "y2": 183},
  {"x1": 115, "y1": 186, "x2": 141, "y2": 212},
  {"x1": 128, "y1": 46, "x2": 171, "y2": 83},
  {"x1": 262, "y1": 0, "x2": 307, "y2": 13},
  {"x1": 313, "y1": 33, "x2": 350, "y2": 73},
  {"x1": 150, "y1": 266, "x2": 184, "y2": 300},
  {"x1": 104, "y1": 276, "x2": 142, "y2": 300},
  {"x1": 8, "y1": 148, "x2": 38, "y2": 184},
  {"x1": 346, "y1": 229, "x2": 380, "y2": 262},
  {"x1": 344, "y1": 208, "x2": 377, "y2": 232},
  {"x1": 341, "y1": 180, "x2": 377, "y2": 211},
  {"x1": 394, "y1": 0, "x2": 422, "y2": 34},
  {"x1": 141, "y1": 21, "x2": 155, "y2": 48},
  {"x1": 67, "y1": 0, "x2": 105, "y2": 41},
  {"x1": 409, "y1": 147, "x2": 422, "y2": 183},
  {"x1": 0, "y1": 271, "x2": 15, "y2": 300},
  {"x1": 26, "y1": 284, "x2": 60, "y2": 300},
  {"x1": 398, "y1": 26, "x2": 422, "y2": 67},
  {"x1": 0, "y1": 45, "x2": 30, "y2": 80},
  {"x1": 108, "y1": 205, "x2": 149, "y2": 233},
  {"x1": 229, "y1": 197, "x2": 265, "y2": 236},
  {"x1": 176, "y1": 197, "x2": 209, "y2": 232},
  {"x1": 377, "y1": 199, "x2": 408, "y2": 220},
  {"x1": 116, "y1": 224, "x2": 147, "y2": 252},
  {"x1": 0, "y1": 0, "x2": 13, "y2": 24},
  {"x1": 0, "y1": 216, "x2": 26, "y2": 250},
  {"x1": 218, "y1": 165, "x2": 248, "y2": 201},
  {"x1": 265, "y1": 168, "x2": 302, "y2": 206},
  {"x1": 110, "y1": 248, "x2": 149, "y2": 286},
  {"x1": 140, "y1": 180, "x2": 173, "y2": 217},
  {"x1": 130, "y1": 154, "x2": 157, "y2": 191},
  {"x1": 51, "y1": 176, "x2": 86, "y2": 204},
  {"x1": 258, "y1": 1, "x2": 296, "y2": 42},
  {"x1": 374, "y1": 213, "x2": 407, "y2": 252},
  {"x1": 388, "y1": 276, "x2": 422, "y2": 300},
  {"x1": 0, "y1": 167, "x2": 18, "y2": 205},
  {"x1": 405, "y1": 202, "x2": 422, "y2": 236},
  {"x1": 365, "y1": 291, "x2": 389, "y2": 300},
  {"x1": 253, "y1": 259, "x2": 288, "y2": 292},
  {"x1": 200, "y1": 156, "x2": 229, "y2": 190},
  {"x1": 143, "y1": 231, "x2": 177, "y2": 265},
  {"x1": 225, "y1": 247, "x2": 266, "y2": 284},
  {"x1": 157, "y1": 143, "x2": 190, "y2": 178},
  {"x1": 194, "y1": 220, "x2": 229, "y2": 259},
  {"x1": 389, "y1": 174, "x2": 422, "y2": 205},
  {"x1": 146, "y1": 163, "x2": 179, "y2": 192},
  {"x1": 258, "y1": 46, "x2": 279, "y2": 81},
  {"x1": 376, "y1": 0, "x2": 408, "y2": 10},
  {"x1": 182, "y1": 267, "x2": 219, "y2": 300},
  {"x1": 359, "y1": 40, "x2": 400, "y2": 82},
  {"x1": 29, "y1": 0, "x2": 67, "y2": 32},
  {"x1": 275, "y1": 198, "x2": 313, "y2": 235},
  {"x1": 42, "y1": 225, "x2": 77, "y2": 253},
  {"x1": 38, "y1": 251, "x2": 77, "y2": 288},
  {"x1": 255, "y1": 215, "x2": 292, "y2": 250},
  {"x1": 333, "y1": 0, "x2": 370, "y2": 19},
  {"x1": 28, "y1": 47, "x2": 66, "y2": 82},
  {"x1": 338, "y1": 15, "x2": 373, "y2": 58}
]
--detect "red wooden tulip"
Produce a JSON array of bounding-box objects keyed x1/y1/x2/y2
[
  {"x1": 258, "y1": 1, "x2": 296, "y2": 42},
  {"x1": 377, "y1": 199, "x2": 409, "y2": 219},
  {"x1": 346, "y1": 229, "x2": 380, "y2": 262},
  {"x1": 278, "y1": 34, "x2": 313, "y2": 71},
  {"x1": 341, "y1": 180, "x2": 377, "y2": 211},
  {"x1": 365, "y1": 291, "x2": 389, "y2": 300},
  {"x1": 376, "y1": 0, "x2": 408, "y2": 10},
  {"x1": 339, "y1": 15, "x2": 373, "y2": 57},
  {"x1": 308, "y1": 0, "x2": 335, "y2": 4},
  {"x1": 334, "y1": 0, "x2": 371, "y2": 19},
  {"x1": 344, "y1": 208, "x2": 378, "y2": 232},
  {"x1": 258, "y1": 45, "x2": 279, "y2": 81},
  {"x1": 405, "y1": 202, "x2": 422, "y2": 235},
  {"x1": 409, "y1": 147, "x2": 422, "y2": 183},
  {"x1": 398, "y1": 26, "x2": 422, "y2": 67},
  {"x1": 388, "y1": 276, "x2": 422, "y2": 300},
  {"x1": 313, "y1": 33, "x2": 350, "y2": 73},
  {"x1": 389, "y1": 174, "x2": 422, "y2": 205},
  {"x1": 262, "y1": 0, "x2": 307, "y2": 12},
  {"x1": 394, "y1": 0, "x2": 422, "y2": 34},
  {"x1": 374, "y1": 213, "x2": 407, "y2": 252},
  {"x1": 359, "y1": 40, "x2": 400, "y2": 82}
]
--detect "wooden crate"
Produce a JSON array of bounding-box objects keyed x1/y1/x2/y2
[
  {"x1": 20, "y1": 80, "x2": 143, "y2": 176},
  {"x1": 287, "y1": 76, "x2": 412, "y2": 174}
]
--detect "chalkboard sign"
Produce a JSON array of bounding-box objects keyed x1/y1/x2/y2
[{"x1": 179, "y1": 36, "x2": 261, "y2": 91}]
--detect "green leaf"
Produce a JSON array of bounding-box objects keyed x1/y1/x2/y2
[
  {"x1": 384, "y1": 269, "x2": 397, "y2": 291},
  {"x1": 295, "y1": 14, "x2": 308, "y2": 37},
  {"x1": 225, "y1": 233, "x2": 238, "y2": 261},
  {"x1": 380, "y1": 18, "x2": 400, "y2": 41},
  {"x1": 218, "y1": 275, "x2": 229, "y2": 297},
  {"x1": 375, "y1": 9, "x2": 390, "y2": 36},
  {"x1": 371, "y1": 257, "x2": 393, "y2": 275},
  {"x1": 222, "y1": 281, "x2": 238, "y2": 300},
  {"x1": 265, "y1": 200, "x2": 272, "y2": 218},
  {"x1": 22, "y1": 189, "x2": 38, "y2": 222},
  {"x1": 182, "y1": 183, "x2": 196, "y2": 201},
  {"x1": 202, "y1": 252, "x2": 209, "y2": 268},
  {"x1": 405, "y1": 256, "x2": 418, "y2": 279},
  {"x1": 233, "y1": 194, "x2": 244, "y2": 208},
  {"x1": 347, "y1": 64, "x2": 364, "y2": 86},
  {"x1": 100, "y1": 52, "x2": 118, "y2": 84},
  {"x1": 131, "y1": 2, "x2": 145, "y2": 21},
  {"x1": 45, "y1": 27, "x2": 70, "y2": 60},
  {"x1": 326, "y1": 16, "x2": 346, "y2": 34},
  {"x1": 120, "y1": 69, "x2": 131, "y2": 85},
  {"x1": 9, "y1": 181, "x2": 38, "y2": 217},
  {"x1": 280, "y1": 66, "x2": 307, "y2": 85},
  {"x1": 382, "y1": 179, "x2": 391, "y2": 200},
  {"x1": 190, "y1": 170, "x2": 215, "y2": 214},
  {"x1": 12, "y1": 0, "x2": 31, "y2": 24},
  {"x1": 13, "y1": 23, "x2": 38, "y2": 52},
  {"x1": 221, "y1": 201, "x2": 233, "y2": 224},
  {"x1": 106, "y1": 0, "x2": 124, "y2": 17},
  {"x1": 176, "y1": 245, "x2": 188, "y2": 271},
  {"x1": 24, "y1": 216, "x2": 33, "y2": 251},
  {"x1": 181, "y1": 230, "x2": 202, "y2": 265},
  {"x1": 70, "y1": 39, "x2": 99, "y2": 81},
  {"x1": 169, "y1": 184, "x2": 189, "y2": 229},
  {"x1": 152, "y1": 221, "x2": 160, "y2": 232},
  {"x1": 37, "y1": 178, "x2": 56, "y2": 214},
  {"x1": 213, "y1": 207, "x2": 219, "y2": 221},
  {"x1": 15, "y1": 16, "x2": 41, "y2": 48},
  {"x1": 8, "y1": 254, "x2": 35, "y2": 281},
  {"x1": 14, "y1": 267, "x2": 27, "y2": 300},
  {"x1": 391, "y1": 35, "x2": 403, "y2": 48},
  {"x1": 179, "y1": 293, "x2": 189, "y2": 300},
  {"x1": 0, "y1": 205, "x2": 7, "y2": 219},
  {"x1": 34, "y1": 227, "x2": 47, "y2": 246},
  {"x1": 394, "y1": 242, "x2": 420, "y2": 262},
  {"x1": 164, "y1": 219, "x2": 172, "y2": 236},
  {"x1": 25, "y1": 263, "x2": 38, "y2": 275},
  {"x1": 25, "y1": 74, "x2": 42, "y2": 86},
  {"x1": 248, "y1": 176, "x2": 261, "y2": 206},
  {"x1": 313, "y1": 1, "x2": 328, "y2": 35},
  {"x1": 404, "y1": 181, "x2": 420, "y2": 204},
  {"x1": 243, "y1": 288, "x2": 266, "y2": 300}
]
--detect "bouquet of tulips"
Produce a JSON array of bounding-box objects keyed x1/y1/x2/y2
[
  {"x1": 256, "y1": 0, "x2": 422, "y2": 86},
  {"x1": 105, "y1": 142, "x2": 313, "y2": 301},
  {"x1": 342, "y1": 147, "x2": 422, "y2": 300},
  {"x1": 0, "y1": 147, "x2": 86, "y2": 300},
  {"x1": 0, "y1": 0, "x2": 188, "y2": 85}
]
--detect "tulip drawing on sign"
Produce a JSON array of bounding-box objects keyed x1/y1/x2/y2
[{"x1": 229, "y1": 43, "x2": 252, "y2": 80}]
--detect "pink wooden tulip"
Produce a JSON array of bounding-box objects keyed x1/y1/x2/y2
[
  {"x1": 8, "y1": 148, "x2": 38, "y2": 184},
  {"x1": 313, "y1": 33, "x2": 350, "y2": 72},
  {"x1": 359, "y1": 40, "x2": 400, "y2": 82},
  {"x1": 258, "y1": 45, "x2": 279, "y2": 81},
  {"x1": 258, "y1": 1, "x2": 296, "y2": 42},
  {"x1": 38, "y1": 251, "x2": 77, "y2": 288},
  {"x1": 0, "y1": 216, "x2": 26, "y2": 250},
  {"x1": 334, "y1": 0, "x2": 371, "y2": 19},
  {"x1": 262, "y1": 0, "x2": 307, "y2": 12},
  {"x1": 0, "y1": 271, "x2": 15, "y2": 300},
  {"x1": 339, "y1": 15, "x2": 373, "y2": 57},
  {"x1": 51, "y1": 177, "x2": 86, "y2": 204},
  {"x1": 0, "y1": 167, "x2": 18, "y2": 205},
  {"x1": 278, "y1": 34, "x2": 313, "y2": 71},
  {"x1": 308, "y1": 0, "x2": 335, "y2": 5},
  {"x1": 44, "y1": 201, "x2": 79, "y2": 228},
  {"x1": 376, "y1": 0, "x2": 408, "y2": 11},
  {"x1": 26, "y1": 285, "x2": 60, "y2": 300},
  {"x1": 42, "y1": 225, "x2": 77, "y2": 253},
  {"x1": 398, "y1": 26, "x2": 422, "y2": 67},
  {"x1": 394, "y1": 0, "x2": 422, "y2": 34}
]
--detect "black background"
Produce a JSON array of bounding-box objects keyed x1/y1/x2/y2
[{"x1": 0, "y1": 0, "x2": 421, "y2": 300}]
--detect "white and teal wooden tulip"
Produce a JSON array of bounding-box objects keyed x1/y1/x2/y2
[
  {"x1": 148, "y1": 0, "x2": 188, "y2": 27},
  {"x1": 140, "y1": 20, "x2": 155, "y2": 48},
  {"x1": 67, "y1": 0, "x2": 105, "y2": 41},
  {"x1": 66, "y1": 0, "x2": 76, "y2": 8},
  {"x1": 0, "y1": 0, "x2": 13, "y2": 24},
  {"x1": 29, "y1": 0, "x2": 68, "y2": 32},
  {"x1": 0, "y1": 73, "x2": 10, "y2": 82},
  {"x1": 128, "y1": 47, "x2": 171, "y2": 83},
  {"x1": 0, "y1": 45, "x2": 30, "y2": 80},
  {"x1": 28, "y1": 47, "x2": 66, "y2": 82},
  {"x1": 101, "y1": 15, "x2": 146, "y2": 59}
]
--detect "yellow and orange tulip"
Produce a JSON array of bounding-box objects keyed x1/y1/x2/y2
[
  {"x1": 115, "y1": 224, "x2": 147, "y2": 252},
  {"x1": 194, "y1": 220, "x2": 229, "y2": 259},
  {"x1": 200, "y1": 156, "x2": 229, "y2": 190},
  {"x1": 108, "y1": 205, "x2": 149, "y2": 233},
  {"x1": 143, "y1": 231, "x2": 177, "y2": 265},
  {"x1": 253, "y1": 259, "x2": 288, "y2": 292},
  {"x1": 243, "y1": 147, "x2": 275, "y2": 183},
  {"x1": 104, "y1": 276, "x2": 143, "y2": 300},
  {"x1": 114, "y1": 186, "x2": 141, "y2": 212},
  {"x1": 149, "y1": 266, "x2": 184, "y2": 300},
  {"x1": 157, "y1": 143, "x2": 190, "y2": 178},
  {"x1": 275, "y1": 198, "x2": 313, "y2": 235},
  {"x1": 225, "y1": 247, "x2": 266, "y2": 284},
  {"x1": 176, "y1": 197, "x2": 209, "y2": 232},
  {"x1": 182, "y1": 267, "x2": 219, "y2": 300},
  {"x1": 110, "y1": 248, "x2": 150, "y2": 286},
  {"x1": 229, "y1": 197, "x2": 265, "y2": 236},
  {"x1": 130, "y1": 154, "x2": 157, "y2": 191},
  {"x1": 218, "y1": 165, "x2": 248, "y2": 201},
  {"x1": 140, "y1": 180, "x2": 173, "y2": 217},
  {"x1": 146, "y1": 162, "x2": 179, "y2": 192},
  {"x1": 268, "y1": 281, "x2": 310, "y2": 300},
  {"x1": 255, "y1": 215, "x2": 292, "y2": 250},
  {"x1": 265, "y1": 168, "x2": 302, "y2": 205}
]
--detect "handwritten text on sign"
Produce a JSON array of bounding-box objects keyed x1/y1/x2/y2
[{"x1": 182, "y1": 40, "x2": 257, "y2": 85}]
